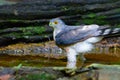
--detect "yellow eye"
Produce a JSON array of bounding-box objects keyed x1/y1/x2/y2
[{"x1": 54, "y1": 21, "x2": 58, "y2": 24}]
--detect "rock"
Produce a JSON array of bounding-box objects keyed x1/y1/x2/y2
[{"x1": 1, "y1": 63, "x2": 120, "y2": 80}]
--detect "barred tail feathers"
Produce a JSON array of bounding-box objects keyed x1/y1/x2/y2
[{"x1": 97, "y1": 27, "x2": 120, "y2": 37}]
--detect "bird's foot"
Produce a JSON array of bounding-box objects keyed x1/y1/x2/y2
[
  {"x1": 75, "y1": 66, "x2": 96, "y2": 74},
  {"x1": 53, "y1": 66, "x2": 96, "y2": 76},
  {"x1": 53, "y1": 67, "x2": 77, "y2": 76}
]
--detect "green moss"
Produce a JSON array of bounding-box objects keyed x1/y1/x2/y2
[
  {"x1": 21, "y1": 26, "x2": 46, "y2": 36},
  {"x1": 87, "y1": 13, "x2": 96, "y2": 18},
  {"x1": 118, "y1": 25, "x2": 120, "y2": 27},
  {"x1": 82, "y1": 18, "x2": 108, "y2": 25},
  {"x1": 86, "y1": 13, "x2": 106, "y2": 19},
  {"x1": 1, "y1": 32, "x2": 23, "y2": 38},
  {"x1": 83, "y1": 19, "x2": 95, "y2": 24},
  {"x1": 75, "y1": 14, "x2": 108, "y2": 25},
  {"x1": 61, "y1": 6, "x2": 70, "y2": 11},
  {"x1": 82, "y1": 13, "x2": 108, "y2": 25},
  {"x1": 1, "y1": 26, "x2": 46, "y2": 38},
  {"x1": 19, "y1": 72, "x2": 56, "y2": 80},
  {"x1": 9, "y1": 19, "x2": 20, "y2": 22},
  {"x1": 113, "y1": 8, "x2": 120, "y2": 13},
  {"x1": 115, "y1": 24, "x2": 120, "y2": 28}
]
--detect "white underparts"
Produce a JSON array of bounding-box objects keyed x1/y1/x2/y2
[
  {"x1": 71, "y1": 42, "x2": 94, "y2": 53},
  {"x1": 85, "y1": 37, "x2": 103, "y2": 43},
  {"x1": 66, "y1": 37, "x2": 103, "y2": 68},
  {"x1": 53, "y1": 29, "x2": 61, "y2": 40}
]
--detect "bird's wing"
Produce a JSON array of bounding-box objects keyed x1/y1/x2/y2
[{"x1": 55, "y1": 25, "x2": 99, "y2": 45}]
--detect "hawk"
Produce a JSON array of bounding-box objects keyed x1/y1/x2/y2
[{"x1": 49, "y1": 18, "x2": 120, "y2": 68}]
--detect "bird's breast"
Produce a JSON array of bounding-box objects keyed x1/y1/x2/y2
[
  {"x1": 69, "y1": 42, "x2": 94, "y2": 53},
  {"x1": 53, "y1": 29, "x2": 62, "y2": 40},
  {"x1": 85, "y1": 37, "x2": 103, "y2": 43}
]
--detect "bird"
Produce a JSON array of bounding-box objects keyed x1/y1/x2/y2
[{"x1": 49, "y1": 18, "x2": 120, "y2": 69}]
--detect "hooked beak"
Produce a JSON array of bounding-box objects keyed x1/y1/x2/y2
[{"x1": 49, "y1": 22, "x2": 53, "y2": 27}]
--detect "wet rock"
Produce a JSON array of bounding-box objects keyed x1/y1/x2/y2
[
  {"x1": 0, "y1": 68, "x2": 14, "y2": 76},
  {"x1": 0, "y1": 64, "x2": 120, "y2": 80}
]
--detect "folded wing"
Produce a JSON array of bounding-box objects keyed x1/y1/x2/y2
[
  {"x1": 55, "y1": 25, "x2": 120, "y2": 45},
  {"x1": 55, "y1": 25, "x2": 99, "y2": 45}
]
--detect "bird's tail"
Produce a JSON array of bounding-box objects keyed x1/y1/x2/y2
[{"x1": 97, "y1": 27, "x2": 120, "y2": 37}]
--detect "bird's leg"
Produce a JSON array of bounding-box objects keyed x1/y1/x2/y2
[
  {"x1": 75, "y1": 54, "x2": 95, "y2": 73},
  {"x1": 53, "y1": 48, "x2": 77, "y2": 75},
  {"x1": 78, "y1": 54, "x2": 86, "y2": 69},
  {"x1": 76, "y1": 54, "x2": 86, "y2": 72},
  {"x1": 63, "y1": 48, "x2": 77, "y2": 75},
  {"x1": 66, "y1": 48, "x2": 77, "y2": 68}
]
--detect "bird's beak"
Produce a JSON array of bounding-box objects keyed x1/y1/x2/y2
[{"x1": 49, "y1": 22, "x2": 53, "y2": 27}]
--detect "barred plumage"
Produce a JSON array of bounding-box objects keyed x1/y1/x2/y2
[{"x1": 97, "y1": 27, "x2": 120, "y2": 37}]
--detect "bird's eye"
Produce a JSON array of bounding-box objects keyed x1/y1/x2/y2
[{"x1": 54, "y1": 21, "x2": 58, "y2": 24}]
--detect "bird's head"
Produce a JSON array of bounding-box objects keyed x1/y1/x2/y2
[{"x1": 49, "y1": 18, "x2": 65, "y2": 29}]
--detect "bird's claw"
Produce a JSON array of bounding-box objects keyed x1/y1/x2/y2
[
  {"x1": 65, "y1": 68, "x2": 77, "y2": 75},
  {"x1": 53, "y1": 66, "x2": 96, "y2": 76},
  {"x1": 53, "y1": 67, "x2": 77, "y2": 76}
]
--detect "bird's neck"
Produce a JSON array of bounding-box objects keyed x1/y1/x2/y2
[
  {"x1": 53, "y1": 29, "x2": 62, "y2": 40},
  {"x1": 53, "y1": 25, "x2": 67, "y2": 40}
]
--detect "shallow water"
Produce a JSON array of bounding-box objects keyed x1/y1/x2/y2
[
  {"x1": 0, "y1": 54, "x2": 66, "y2": 67},
  {"x1": 0, "y1": 53, "x2": 120, "y2": 68}
]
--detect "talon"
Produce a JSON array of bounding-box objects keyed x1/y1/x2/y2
[
  {"x1": 53, "y1": 67, "x2": 77, "y2": 75},
  {"x1": 65, "y1": 68, "x2": 77, "y2": 76}
]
